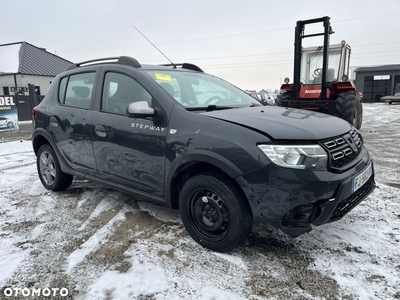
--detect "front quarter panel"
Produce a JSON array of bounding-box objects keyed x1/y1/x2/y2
[{"x1": 164, "y1": 105, "x2": 272, "y2": 204}]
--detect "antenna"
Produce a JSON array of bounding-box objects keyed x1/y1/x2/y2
[{"x1": 132, "y1": 25, "x2": 177, "y2": 68}]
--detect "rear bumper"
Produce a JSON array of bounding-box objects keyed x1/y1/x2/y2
[
  {"x1": 381, "y1": 97, "x2": 400, "y2": 102},
  {"x1": 237, "y1": 148, "x2": 375, "y2": 237}
]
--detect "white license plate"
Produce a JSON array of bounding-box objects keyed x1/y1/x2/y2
[{"x1": 351, "y1": 163, "x2": 373, "y2": 194}]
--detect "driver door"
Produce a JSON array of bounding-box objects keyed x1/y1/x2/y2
[{"x1": 91, "y1": 71, "x2": 168, "y2": 196}]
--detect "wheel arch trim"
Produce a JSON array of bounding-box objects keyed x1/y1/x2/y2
[{"x1": 165, "y1": 150, "x2": 245, "y2": 208}]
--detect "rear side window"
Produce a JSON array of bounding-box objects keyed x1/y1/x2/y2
[
  {"x1": 59, "y1": 73, "x2": 96, "y2": 109},
  {"x1": 59, "y1": 77, "x2": 67, "y2": 103}
]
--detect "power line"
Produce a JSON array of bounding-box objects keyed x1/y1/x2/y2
[
  {"x1": 58, "y1": 12, "x2": 400, "y2": 53},
  {"x1": 139, "y1": 48, "x2": 400, "y2": 64},
  {"x1": 140, "y1": 49, "x2": 399, "y2": 65},
  {"x1": 199, "y1": 53, "x2": 400, "y2": 70}
]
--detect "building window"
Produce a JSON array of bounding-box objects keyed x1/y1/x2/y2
[
  {"x1": 374, "y1": 75, "x2": 390, "y2": 80},
  {"x1": 3, "y1": 87, "x2": 9, "y2": 95}
]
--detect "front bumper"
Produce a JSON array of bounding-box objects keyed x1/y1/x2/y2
[{"x1": 237, "y1": 147, "x2": 375, "y2": 237}]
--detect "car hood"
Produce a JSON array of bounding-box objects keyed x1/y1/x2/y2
[{"x1": 201, "y1": 106, "x2": 352, "y2": 140}]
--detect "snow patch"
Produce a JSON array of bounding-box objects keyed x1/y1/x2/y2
[
  {"x1": 212, "y1": 252, "x2": 247, "y2": 270},
  {"x1": 199, "y1": 286, "x2": 246, "y2": 300},
  {"x1": 138, "y1": 201, "x2": 181, "y2": 223},
  {"x1": 86, "y1": 257, "x2": 168, "y2": 300},
  {"x1": 0, "y1": 140, "x2": 32, "y2": 156},
  {"x1": 28, "y1": 180, "x2": 47, "y2": 196},
  {"x1": 0, "y1": 43, "x2": 21, "y2": 74},
  {"x1": 0, "y1": 238, "x2": 30, "y2": 288}
]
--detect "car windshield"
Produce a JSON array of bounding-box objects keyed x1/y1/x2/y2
[{"x1": 145, "y1": 70, "x2": 262, "y2": 109}]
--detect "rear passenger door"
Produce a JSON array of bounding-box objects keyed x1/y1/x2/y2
[
  {"x1": 50, "y1": 71, "x2": 97, "y2": 175},
  {"x1": 91, "y1": 70, "x2": 168, "y2": 197}
]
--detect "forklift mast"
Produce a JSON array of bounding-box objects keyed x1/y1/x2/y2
[{"x1": 293, "y1": 16, "x2": 334, "y2": 101}]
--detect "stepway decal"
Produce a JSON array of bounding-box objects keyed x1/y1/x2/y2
[
  {"x1": 0, "y1": 96, "x2": 19, "y2": 132},
  {"x1": 131, "y1": 122, "x2": 166, "y2": 132}
]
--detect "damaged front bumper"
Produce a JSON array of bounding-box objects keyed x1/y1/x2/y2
[{"x1": 237, "y1": 148, "x2": 375, "y2": 237}]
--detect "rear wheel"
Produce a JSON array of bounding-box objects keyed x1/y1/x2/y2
[
  {"x1": 179, "y1": 173, "x2": 253, "y2": 252},
  {"x1": 276, "y1": 92, "x2": 293, "y2": 107},
  {"x1": 335, "y1": 91, "x2": 362, "y2": 128},
  {"x1": 37, "y1": 144, "x2": 73, "y2": 191}
]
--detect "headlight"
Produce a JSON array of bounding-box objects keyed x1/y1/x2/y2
[{"x1": 258, "y1": 144, "x2": 327, "y2": 170}]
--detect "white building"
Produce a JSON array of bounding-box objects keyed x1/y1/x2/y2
[
  {"x1": 0, "y1": 41, "x2": 72, "y2": 97},
  {"x1": 0, "y1": 41, "x2": 72, "y2": 120}
]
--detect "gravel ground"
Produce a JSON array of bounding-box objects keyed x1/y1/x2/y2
[
  {"x1": 0, "y1": 104, "x2": 399, "y2": 300},
  {"x1": 0, "y1": 123, "x2": 33, "y2": 143}
]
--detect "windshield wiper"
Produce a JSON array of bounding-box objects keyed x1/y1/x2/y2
[
  {"x1": 307, "y1": 46, "x2": 322, "y2": 65},
  {"x1": 187, "y1": 105, "x2": 236, "y2": 111}
]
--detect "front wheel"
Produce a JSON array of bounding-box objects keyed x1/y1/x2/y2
[
  {"x1": 179, "y1": 173, "x2": 253, "y2": 252},
  {"x1": 276, "y1": 92, "x2": 293, "y2": 107},
  {"x1": 335, "y1": 90, "x2": 363, "y2": 129},
  {"x1": 37, "y1": 144, "x2": 73, "y2": 191},
  {"x1": 355, "y1": 101, "x2": 363, "y2": 130}
]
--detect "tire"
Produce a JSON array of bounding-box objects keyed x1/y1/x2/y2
[
  {"x1": 276, "y1": 92, "x2": 293, "y2": 107},
  {"x1": 355, "y1": 101, "x2": 363, "y2": 130},
  {"x1": 179, "y1": 173, "x2": 253, "y2": 252},
  {"x1": 335, "y1": 91, "x2": 360, "y2": 128},
  {"x1": 37, "y1": 144, "x2": 73, "y2": 191},
  {"x1": 7, "y1": 121, "x2": 14, "y2": 128}
]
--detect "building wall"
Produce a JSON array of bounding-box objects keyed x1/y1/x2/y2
[
  {"x1": 0, "y1": 74, "x2": 53, "y2": 121},
  {"x1": 0, "y1": 74, "x2": 54, "y2": 96},
  {"x1": 355, "y1": 70, "x2": 400, "y2": 102}
]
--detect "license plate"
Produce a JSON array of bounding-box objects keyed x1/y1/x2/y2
[{"x1": 351, "y1": 162, "x2": 372, "y2": 194}]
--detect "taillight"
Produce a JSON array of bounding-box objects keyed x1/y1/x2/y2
[{"x1": 32, "y1": 106, "x2": 38, "y2": 127}]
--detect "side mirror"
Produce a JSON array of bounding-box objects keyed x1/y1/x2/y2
[{"x1": 127, "y1": 101, "x2": 155, "y2": 118}]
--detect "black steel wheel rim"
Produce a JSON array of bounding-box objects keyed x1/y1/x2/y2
[{"x1": 188, "y1": 188, "x2": 230, "y2": 241}]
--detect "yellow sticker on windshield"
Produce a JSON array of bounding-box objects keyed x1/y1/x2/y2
[{"x1": 155, "y1": 73, "x2": 173, "y2": 82}]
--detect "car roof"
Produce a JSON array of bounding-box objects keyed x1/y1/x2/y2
[{"x1": 67, "y1": 56, "x2": 204, "y2": 73}]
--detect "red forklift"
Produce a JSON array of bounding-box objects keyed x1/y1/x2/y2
[{"x1": 277, "y1": 16, "x2": 363, "y2": 129}]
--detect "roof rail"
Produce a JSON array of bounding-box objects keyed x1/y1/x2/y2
[
  {"x1": 160, "y1": 63, "x2": 204, "y2": 72},
  {"x1": 67, "y1": 56, "x2": 142, "y2": 70}
]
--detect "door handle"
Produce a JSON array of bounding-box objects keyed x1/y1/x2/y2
[
  {"x1": 49, "y1": 116, "x2": 58, "y2": 127},
  {"x1": 95, "y1": 125, "x2": 107, "y2": 137}
]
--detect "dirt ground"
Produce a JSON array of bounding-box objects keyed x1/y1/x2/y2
[{"x1": 0, "y1": 123, "x2": 33, "y2": 143}]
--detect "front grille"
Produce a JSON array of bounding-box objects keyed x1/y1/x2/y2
[
  {"x1": 330, "y1": 176, "x2": 374, "y2": 220},
  {"x1": 320, "y1": 128, "x2": 363, "y2": 170}
]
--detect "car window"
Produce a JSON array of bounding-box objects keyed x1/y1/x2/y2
[
  {"x1": 61, "y1": 73, "x2": 95, "y2": 109},
  {"x1": 153, "y1": 73, "x2": 182, "y2": 103},
  {"x1": 101, "y1": 72, "x2": 152, "y2": 115},
  {"x1": 145, "y1": 70, "x2": 260, "y2": 108},
  {"x1": 59, "y1": 77, "x2": 67, "y2": 103}
]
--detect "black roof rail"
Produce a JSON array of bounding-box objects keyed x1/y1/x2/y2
[
  {"x1": 160, "y1": 63, "x2": 204, "y2": 72},
  {"x1": 67, "y1": 56, "x2": 142, "y2": 70}
]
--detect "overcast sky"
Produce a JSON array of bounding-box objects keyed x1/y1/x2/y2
[{"x1": 2, "y1": 0, "x2": 400, "y2": 91}]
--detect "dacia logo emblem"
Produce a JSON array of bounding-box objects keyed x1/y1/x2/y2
[{"x1": 347, "y1": 137, "x2": 358, "y2": 152}]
